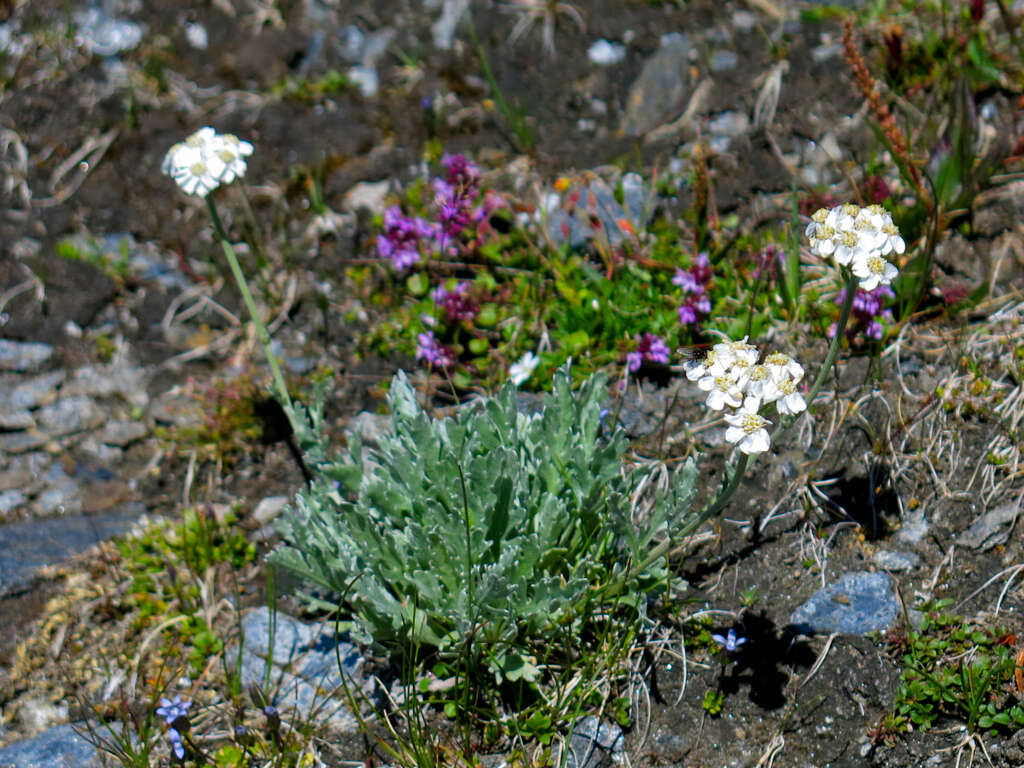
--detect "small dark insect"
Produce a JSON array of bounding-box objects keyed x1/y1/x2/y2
[{"x1": 677, "y1": 343, "x2": 713, "y2": 366}]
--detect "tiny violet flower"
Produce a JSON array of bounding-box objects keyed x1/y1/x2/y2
[
  {"x1": 415, "y1": 331, "x2": 455, "y2": 370},
  {"x1": 156, "y1": 696, "x2": 191, "y2": 726},
  {"x1": 162, "y1": 127, "x2": 253, "y2": 197},
  {"x1": 432, "y1": 281, "x2": 478, "y2": 322},
  {"x1": 509, "y1": 351, "x2": 539, "y2": 386},
  {"x1": 167, "y1": 728, "x2": 185, "y2": 761},
  {"x1": 711, "y1": 628, "x2": 748, "y2": 653},
  {"x1": 627, "y1": 332, "x2": 671, "y2": 372},
  {"x1": 378, "y1": 206, "x2": 435, "y2": 271}
]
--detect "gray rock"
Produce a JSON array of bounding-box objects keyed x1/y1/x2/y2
[
  {"x1": 36, "y1": 396, "x2": 105, "y2": 437},
  {"x1": 0, "y1": 490, "x2": 25, "y2": 514},
  {"x1": 252, "y1": 496, "x2": 289, "y2": 526},
  {"x1": 98, "y1": 420, "x2": 148, "y2": 447},
  {"x1": 558, "y1": 717, "x2": 623, "y2": 768},
  {"x1": 0, "y1": 409, "x2": 34, "y2": 430},
  {"x1": 0, "y1": 431, "x2": 48, "y2": 455},
  {"x1": 149, "y1": 391, "x2": 202, "y2": 428},
  {"x1": 546, "y1": 175, "x2": 657, "y2": 249},
  {"x1": 710, "y1": 49, "x2": 738, "y2": 72},
  {"x1": 4, "y1": 372, "x2": 64, "y2": 410},
  {"x1": 621, "y1": 33, "x2": 692, "y2": 137},
  {"x1": 0, "y1": 341, "x2": 53, "y2": 372},
  {"x1": 789, "y1": 571, "x2": 900, "y2": 635},
  {"x1": 343, "y1": 180, "x2": 390, "y2": 216},
  {"x1": 62, "y1": 363, "x2": 148, "y2": 408},
  {"x1": 0, "y1": 723, "x2": 102, "y2": 768},
  {"x1": 896, "y1": 505, "x2": 929, "y2": 543},
  {"x1": 73, "y1": 8, "x2": 144, "y2": 56},
  {"x1": 0, "y1": 505, "x2": 141, "y2": 596},
  {"x1": 956, "y1": 502, "x2": 1021, "y2": 550},
  {"x1": 706, "y1": 111, "x2": 749, "y2": 140},
  {"x1": 235, "y1": 608, "x2": 370, "y2": 732},
  {"x1": 873, "y1": 549, "x2": 921, "y2": 571},
  {"x1": 587, "y1": 39, "x2": 626, "y2": 66},
  {"x1": 573, "y1": 716, "x2": 624, "y2": 751}
]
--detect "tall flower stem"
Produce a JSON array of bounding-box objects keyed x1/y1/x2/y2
[
  {"x1": 772, "y1": 270, "x2": 859, "y2": 441},
  {"x1": 206, "y1": 195, "x2": 293, "y2": 411}
]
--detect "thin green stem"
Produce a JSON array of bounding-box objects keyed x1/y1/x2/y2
[{"x1": 205, "y1": 195, "x2": 292, "y2": 411}]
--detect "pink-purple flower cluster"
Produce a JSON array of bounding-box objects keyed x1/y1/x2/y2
[
  {"x1": 674, "y1": 252, "x2": 713, "y2": 326},
  {"x1": 416, "y1": 331, "x2": 455, "y2": 369},
  {"x1": 433, "y1": 281, "x2": 478, "y2": 323},
  {"x1": 829, "y1": 285, "x2": 895, "y2": 340},
  {"x1": 378, "y1": 206, "x2": 436, "y2": 270},
  {"x1": 626, "y1": 333, "x2": 671, "y2": 372},
  {"x1": 378, "y1": 153, "x2": 506, "y2": 271}
]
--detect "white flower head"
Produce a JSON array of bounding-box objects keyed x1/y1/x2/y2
[
  {"x1": 763, "y1": 351, "x2": 804, "y2": 384},
  {"x1": 767, "y1": 376, "x2": 807, "y2": 416},
  {"x1": 509, "y1": 351, "x2": 539, "y2": 386},
  {"x1": 724, "y1": 407, "x2": 772, "y2": 454},
  {"x1": 162, "y1": 127, "x2": 254, "y2": 197},
  {"x1": 698, "y1": 373, "x2": 744, "y2": 411},
  {"x1": 808, "y1": 203, "x2": 905, "y2": 274},
  {"x1": 852, "y1": 251, "x2": 899, "y2": 291}
]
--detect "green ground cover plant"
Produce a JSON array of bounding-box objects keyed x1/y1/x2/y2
[{"x1": 881, "y1": 600, "x2": 1024, "y2": 736}]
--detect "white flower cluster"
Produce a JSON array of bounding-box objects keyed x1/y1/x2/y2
[
  {"x1": 805, "y1": 203, "x2": 904, "y2": 291},
  {"x1": 162, "y1": 127, "x2": 254, "y2": 197},
  {"x1": 684, "y1": 338, "x2": 806, "y2": 455}
]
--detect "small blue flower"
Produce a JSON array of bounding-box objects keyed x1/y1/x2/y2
[
  {"x1": 167, "y1": 728, "x2": 185, "y2": 760},
  {"x1": 156, "y1": 696, "x2": 191, "y2": 726},
  {"x1": 711, "y1": 628, "x2": 747, "y2": 653}
]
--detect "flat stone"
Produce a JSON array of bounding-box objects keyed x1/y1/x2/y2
[
  {"x1": 3, "y1": 372, "x2": 64, "y2": 410},
  {"x1": 710, "y1": 49, "x2": 738, "y2": 72},
  {"x1": 236, "y1": 607, "x2": 371, "y2": 732},
  {"x1": 62, "y1": 362, "x2": 148, "y2": 408},
  {"x1": 873, "y1": 550, "x2": 921, "y2": 571},
  {"x1": 36, "y1": 396, "x2": 105, "y2": 437},
  {"x1": 0, "y1": 723, "x2": 102, "y2": 768},
  {"x1": 149, "y1": 391, "x2": 202, "y2": 428},
  {"x1": 956, "y1": 502, "x2": 1021, "y2": 550},
  {"x1": 0, "y1": 504, "x2": 142, "y2": 596},
  {"x1": 342, "y1": 180, "x2": 390, "y2": 216},
  {"x1": 0, "y1": 340, "x2": 53, "y2": 372},
  {"x1": 0, "y1": 431, "x2": 48, "y2": 455},
  {"x1": 0, "y1": 409, "x2": 35, "y2": 430},
  {"x1": 252, "y1": 496, "x2": 289, "y2": 526},
  {"x1": 98, "y1": 420, "x2": 148, "y2": 447},
  {"x1": 620, "y1": 33, "x2": 692, "y2": 137},
  {"x1": 789, "y1": 571, "x2": 900, "y2": 636},
  {"x1": 0, "y1": 469, "x2": 32, "y2": 492},
  {"x1": 0, "y1": 489, "x2": 25, "y2": 514}
]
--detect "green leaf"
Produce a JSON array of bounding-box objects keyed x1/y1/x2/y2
[{"x1": 406, "y1": 271, "x2": 429, "y2": 296}]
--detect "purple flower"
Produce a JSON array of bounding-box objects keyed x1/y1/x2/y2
[
  {"x1": 674, "y1": 252, "x2": 713, "y2": 328},
  {"x1": 442, "y1": 153, "x2": 480, "y2": 191},
  {"x1": 628, "y1": 333, "x2": 671, "y2": 371},
  {"x1": 416, "y1": 331, "x2": 455, "y2": 369},
  {"x1": 433, "y1": 281, "x2": 478, "y2": 322},
  {"x1": 168, "y1": 728, "x2": 185, "y2": 760},
  {"x1": 377, "y1": 206, "x2": 435, "y2": 270},
  {"x1": 711, "y1": 628, "x2": 747, "y2": 653},
  {"x1": 156, "y1": 696, "x2": 191, "y2": 727},
  {"x1": 834, "y1": 285, "x2": 894, "y2": 341}
]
